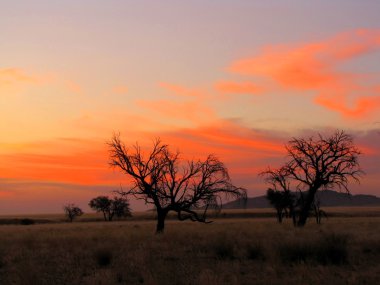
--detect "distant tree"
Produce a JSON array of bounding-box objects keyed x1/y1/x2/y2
[
  {"x1": 108, "y1": 134, "x2": 246, "y2": 233},
  {"x1": 89, "y1": 196, "x2": 111, "y2": 221},
  {"x1": 266, "y1": 189, "x2": 285, "y2": 223},
  {"x1": 282, "y1": 130, "x2": 362, "y2": 227},
  {"x1": 260, "y1": 167, "x2": 297, "y2": 225},
  {"x1": 112, "y1": 196, "x2": 132, "y2": 219},
  {"x1": 63, "y1": 204, "x2": 84, "y2": 222},
  {"x1": 89, "y1": 195, "x2": 131, "y2": 221}
]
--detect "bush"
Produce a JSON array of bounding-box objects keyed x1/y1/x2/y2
[
  {"x1": 213, "y1": 238, "x2": 235, "y2": 260},
  {"x1": 20, "y1": 218, "x2": 35, "y2": 225},
  {"x1": 95, "y1": 248, "x2": 113, "y2": 267}
]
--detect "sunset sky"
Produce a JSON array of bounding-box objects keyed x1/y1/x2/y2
[{"x1": 1, "y1": 1, "x2": 380, "y2": 214}]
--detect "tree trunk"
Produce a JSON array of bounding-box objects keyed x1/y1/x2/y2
[
  {"x1": 289, "y1": 206, "x2": 297, "y2": 227},
  {"x1": 297, "y1": 187, "x2": 318, "y2": 227},
  {"x1": 156, "y1": 209, "x2": 168, "y2": 234},
  {"x1": 315, "y1": 207, "x2": 321, "y2": 224},
  {"x1": 276, "y1": 208, "x2": 283, "y2": 223},
  {"x1": 108, "y1": 211, "x2": 113, "y2": 221}
]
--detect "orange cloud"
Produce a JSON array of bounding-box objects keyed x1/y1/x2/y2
[
  {"x1": 315, "y1": 93, "x2": 380, "y2": 118},
  {"x1": 158, "y1": 82, "x2": 210, "y2": 99},
  {"x1": 214, "y1": 81, "x2": 262, "y2": 95},
  {"x1": 157, "y1": 120, "x2": 285, "y2": 170},
  {"x1": 0, "y1": 137, "x2": 121, "y2": 185},
  {"x1": 1, "y1": 120, "x2": 379, "y2": 212},
  {"x1": 230, "y1": 42, "x2": 334, "y2": 89},
  {"x1": 0, "y1": 151, "x2": 111, "y2": 184},
  {"x1": 228, "y1": 29, "x2": 380, "y2": 118},
  {"x1": 0, "y1": 118, "x2": 286, "y2": 195}
]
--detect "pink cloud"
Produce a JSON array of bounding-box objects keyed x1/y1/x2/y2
[{"x1": 228, "y1": 29, "x2": 380, "y2": 118}]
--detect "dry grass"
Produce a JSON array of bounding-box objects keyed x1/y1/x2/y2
[
  {"x1": 2, "y1": 206, "x2": 380, "y2": 225},
  {"x1": 0, "y1": 216, "x2": 379, "y2": 285}
]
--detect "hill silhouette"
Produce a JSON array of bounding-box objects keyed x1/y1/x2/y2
[{"x1": 223, "y1": 190, "x2": 380, "y2": 209}]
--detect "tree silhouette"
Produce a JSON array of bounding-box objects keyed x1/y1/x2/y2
[
  {"x1": 63, "y1": 204, "x2": 83, "y2": 222},
  {"x1": 89, "y1": 195, "x2": 131, "y2": 221},
  {"x1": 283, "y1": 130, "x2": 362, "y2": 226},
  {"x1": 261, "y1": 167, "x2": 297, "y2": 225},
  {"x1": 108, "y1": 134, "x2": 246, "y2": 233},
  {"x1": 112, "y1": 196, "x2": 133, "y2": 219}
]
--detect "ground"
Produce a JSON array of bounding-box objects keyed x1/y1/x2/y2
[{"x1": 0, "y1": 209, "x2": 379, "y2": 285}]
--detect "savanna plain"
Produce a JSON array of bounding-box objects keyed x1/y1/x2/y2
[{"x1": 0, "y1": 209, "x2": 379, "y2": 285}]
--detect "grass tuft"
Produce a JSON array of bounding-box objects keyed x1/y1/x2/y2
[
  {"x1": 95, "y1": 248, "x2": 113, "y2": 267},
  {"x1": 213, "y1": 237, "x2": 235, "y2": 260}
]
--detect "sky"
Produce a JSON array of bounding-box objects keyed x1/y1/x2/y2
[{"x1": 1, "y1": 0, "x2": 380, "y2": 214}]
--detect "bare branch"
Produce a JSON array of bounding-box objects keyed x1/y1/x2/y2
[{"x1": 108, "y1": 134, "x2": 246, "y2": 233}]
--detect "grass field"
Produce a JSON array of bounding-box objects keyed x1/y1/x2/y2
[
  {"x1": 2, "y1": 206, "x2": 380, "y2": 225},
  {"x1": 0, "y1": 210, "x2": 379, "y2": 284}
]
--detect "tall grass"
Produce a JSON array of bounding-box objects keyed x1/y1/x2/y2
[
  {"x1": 0, "y1": 218, "x2": 378, "y2": 284},
  {"x1": 278, "y1": 233, "x2": 348, "y2": 265}
]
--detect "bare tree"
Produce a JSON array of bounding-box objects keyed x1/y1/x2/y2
[
  {"x1": 283, "y1": 130, "x2": 362, "y2": 226},
  {"x1": 108, "y1": 134, "x2": 246, "y2": 233},
  {"x1": 89, "y1": 195, "x2": 131, "y2": 221},
  {"x1": 63, "y1": 204, "x2": 84, "y2": 222}
]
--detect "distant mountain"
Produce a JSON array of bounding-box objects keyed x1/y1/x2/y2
[{"x1": 223, "y1": 190, "x2": 380, "y2": 209}]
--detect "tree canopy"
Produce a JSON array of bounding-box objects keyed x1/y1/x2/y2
[
  {"x1": 89, "y1": 195, "x2": 131, "y2": 221},
  {"x1": 63, "y1": 204, "x2": 84, "y2": 222}
]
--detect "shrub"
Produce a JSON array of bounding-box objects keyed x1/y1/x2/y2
[
  {"x1": 213, "y1": 238, "x2": 235, "y2": 260},
  {"x1": 20, "y1": 218, "x2": 35, "y2": 225},
  {"x1": 95, "y1": 248, "x2": 113, "y2": 267}
]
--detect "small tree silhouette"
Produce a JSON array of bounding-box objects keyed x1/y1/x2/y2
[
  {"x1": 89, "y1": 195, "x2": 131, "y2": 221},
  {"x1": 63, "y1": 204, "x2": 84, "y2": 222},
  {"x1": 260, "y1": 167, "x2": 297, "y2": 225},
  {"x1": 111, "y1": 196, "x2": 132, "y2": 219},
  {"x1": 108, "y1": 134, "x2": 246, "y2": 233}
]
